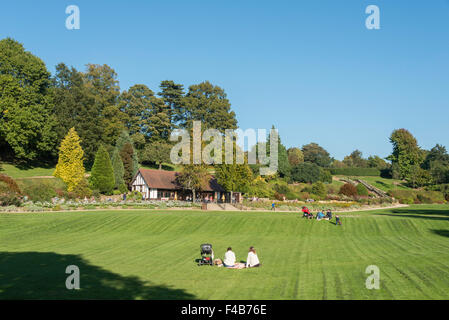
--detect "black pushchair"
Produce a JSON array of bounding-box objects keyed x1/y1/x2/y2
[{"x1": 198, "y1": 243, "x2": 214, "y2": 266}]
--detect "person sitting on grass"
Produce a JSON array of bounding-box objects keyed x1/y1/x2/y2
[
  {"x1": 223, "y1": 247, "x2": 236, "y2": 268},
  {"x1": 336, "y1": 214, "x2": 342, "y2": 226},
  {"x1": 316, "y1": 211, "x2": 325, "y2": 220},
  {"x1": 245, "y1": 246, "x2": 261, "y2": 268},
  {"x1": 326, "y1": 209, "x2": 332, "y2": 220}
]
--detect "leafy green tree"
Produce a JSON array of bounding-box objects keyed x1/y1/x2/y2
[
  {"x1": 367, "y1": 155, "x2": 389, "y2": 169},
  {"x1": 89, "y1": 145, "x2": 115, "y2": 194},
  {"x1": 287, "y1": 147, "x2": 304, "y2": 166},
  {"x1": 111, "y1": 147, "x2": 125, "y2": 190},
  {"x1": 158, "y1": 80, "x2": 186, "y2": 129},
  {"x1": 215, "y1": 164, "x2": 253, "y2": 193},
  {"x1": 141, "y1": 142, "x2": 172, "y2": 170},
  {"x1": 302, "y1": 143, "x2": 332, "y2": 167},
  {"x1": 343, "y1": 150, "x2": 368, "y2": 168},
  {"x1": 319, "y1": 169, "x2": 332, "y2": 184},
  {"x1": 120, "y1": 142, "x2": 135, "y2": 188},
  {"x1": 176, "y1": 165, "x2": 209, "y2": 202},
  {"x1": 0, "y1": 38, "x2": 57, "y2": 163},
  {"x1": 184, "y1": 81, "x2": 237, "y2": 132},
  {"x1": 291, "y1": 162, "x2": 321, "y2": 183},
  {"x1": 387, "y1": 129, "x2": 425, "y2": 180},
  {"x1": 53, "y1": 128, "x2": 87, "y2": 192}
]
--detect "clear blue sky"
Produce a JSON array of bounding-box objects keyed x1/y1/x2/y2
[{"x1": 1, "y1": 0, "x2": 448, "y2": 160}]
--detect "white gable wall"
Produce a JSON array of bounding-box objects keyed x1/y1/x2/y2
[{"x1": 131, "y1": 172, "x2": 151, "y2": 199}]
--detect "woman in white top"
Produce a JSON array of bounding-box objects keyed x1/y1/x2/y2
[
  {"x1": 246, "y1": 246, "x2": 260, "y2": 268},
  {"x1": 223, "y1": 247, "x2": 236, "y2": 267}
]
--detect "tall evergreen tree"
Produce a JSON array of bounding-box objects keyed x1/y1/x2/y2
[
  {"x1": 158, "y1": 80, "x2": 186, "y2": 129},
  {"x1": 120, "y1": 142, "x2": 135, "y2": 188},
  {"x1": 54, "y1": 128, "x2": 86, "y2": 192},
  {"x1": 89, "y1": 145, "x2": 115, "y2": 194},
  {"x1": 116, "y1": 131, "x2": 139, "y2": 176},
  {"x1": 111, "y1": 147, "x2": 125, "y2": 190}
]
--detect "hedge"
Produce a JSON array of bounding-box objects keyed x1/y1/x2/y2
[{"x1": 329, "y1": 168, "x2": 381, "y2": 176}]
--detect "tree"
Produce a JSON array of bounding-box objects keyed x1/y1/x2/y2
[
  {"x1": 53, "y1": 128, "x2": 87, "y2": 192},
  {"x1": 119, "y1": 84, "x2": 154, "y2": 136},
  {"x1": 82, "y1": 64, "x2": 124, "y2": 165},
  {"x1": 0, "y1": 38, "x2": 57, "y2": 163},
  {"x1": 387, "y1": 129, "x2": 425, "y2": 180},
  {"x1": 343, "y1": 150, "x2": 368, "y2": 168},
  {"x1": 111, "y1": 147, "x2": 125, "y2": 190},
  {"x1": 215, "y1": 164, "x2": 253, "y2": 193},
  {"x1": 367, "y1": 155, "x2": 389, "y2": 169},
  {"x1": 302, "y1": 143, "x2": 332, "y2": 167},
  {"x1": 176, "y1": 165, "x2": 209, "y2": 202},
  {"x1": 291, "y1": 162, "x2": 322, "y2": 183},
  {"x1": 266, "y1": 126, "x2": 290, "y2": 178},
  {"x1": 141, "y1": 142, "x2": 172, "y2": 170},
  {"x1": 89, "y1": 145, "x2": 115, "y2": 194},
  {"x1": 116, "y1": 131, "x2": 139, "y2": 176},
  {"x1": 120, "y1": 142, "x2": 135, "y2": 188},
  {"x1": 184, "y1": 81, "x2": 237, "y2": 132},
  {"x1": 158, "y1": 80, "x2": 186, "y2": 129},
  {"x1": 287, "y1": 147, "x2": 304, "y2": 166}
]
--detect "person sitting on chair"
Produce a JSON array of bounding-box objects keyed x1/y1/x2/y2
[{"x1": 223, "y1": 247, "x2": 236, "y2": 268}]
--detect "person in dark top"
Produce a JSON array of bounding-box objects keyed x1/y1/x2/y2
[
  {"x1": 336, "y1": 214, "x2": 342, "y2": 226},
  {"x1": 326, "y1": 210, "x2": 332, "y2": 220}
]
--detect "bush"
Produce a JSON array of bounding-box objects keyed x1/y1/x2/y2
[
  {"x1": 274, "y1": 183, "x2": 289, "y2": 195},
  {"x1": 118, "y1": 182, "x2": 128, "y2": 194},
  {"x1": 274, "y1": 192, "x2": 285, "y2": 201},
  {"x1": 311, "y1": 182, "x2": 327, "y2": 199},
  {"x1": 356, "y1": 183, "x2": 369, "y2": 196},
  {"x1": 319, "y1": 169, "x2": 332, "y2": 184},
  {"x1": 291, "y1": 162, "x2": 321, "y2": 183},
  {"x1": 339, "y1": 183, "x2": 358, "y2": 197},
  {"x1": 330, "y1": 168, "x2": 381, "y2": 176}
]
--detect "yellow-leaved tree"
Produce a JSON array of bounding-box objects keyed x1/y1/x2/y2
[{"x1": 54, "y1": 128, "x2": 86, "y2": 192}]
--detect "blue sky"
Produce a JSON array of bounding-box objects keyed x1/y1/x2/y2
[{"x1": 1, "y1": 0, "x2": 448, "y2": 160}]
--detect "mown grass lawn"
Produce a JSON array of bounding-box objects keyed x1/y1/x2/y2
[{"x1": 0, "y1": 205, "x2": 448, "y2": 300}]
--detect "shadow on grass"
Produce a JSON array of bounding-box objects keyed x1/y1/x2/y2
[
  {"x1": 376, "y1": 207, "x2": 449, "y2": 222},
  {"x1": 0, "y1": 251, "x2": 196, "y2": 300},
  {"x1": 431, "y1": 229, "x2": 449, "y2": 238}
]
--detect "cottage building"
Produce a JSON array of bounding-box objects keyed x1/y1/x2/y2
[{"x1": 131, "y1": 168, "x2": 241, "y2": 203}]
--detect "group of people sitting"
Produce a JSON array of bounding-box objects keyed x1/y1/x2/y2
[
  {"x1": 214, "y1": 246, "x2": 261, "y2": 269},
  {"x1": 301, "y1": 206, "x2": 341, "y2": 224}
]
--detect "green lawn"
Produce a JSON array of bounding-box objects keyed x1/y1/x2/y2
[
  {"x1": 0, "y1": 163, "x2": 56, "y2": 179},
  {"x1": 1, "y1": 205, "x2": 449, "y2": 299}
]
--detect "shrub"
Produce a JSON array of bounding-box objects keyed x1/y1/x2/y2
[
  {"x1": 339, "y1": 183, "x2": 358, "y2": 197},
  {"x1": 274, "y1": 183, "x2": 289, "y2": 195},
  {"x1": 356, "y1": 183, "x2": 369, "y2": 196},
  {"x1": 291, "y1": 162, "x2": 321, "y2": 183},
  {"x1": 319, "y1": 169, "x2": 332, "y2": 184},
  {"x1": 311, "y1": 182, "x2": 327, "y2": 199},
  {"x1": 89, "y1": 145, "x2": 115, "y2": 194},
  {"x1": 274, "y1": 192, "x2": 285, "y2": 201},
  {"x1": 330, "y1": 168, "x2": 381, "y2": 176}
]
